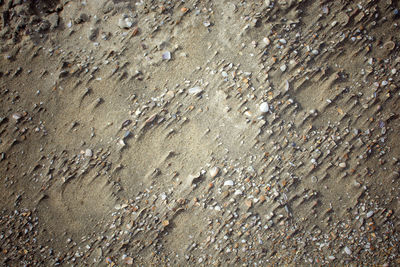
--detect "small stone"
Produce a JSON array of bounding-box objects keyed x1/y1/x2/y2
[
  {"x1": 209, "y1": 167, "x2": 219, "y2": 178},
  {"x1": 280, "y1": 64, "x2": 287, "y2": 72},
  {"x1": 245, "y1": 199, "x2": 252, "y2": 208},
  {"x1": 224, "y1": 180, "x2": 234, "y2": 186},
  {"x1": 279, "y1": 39, "x2": 287, "y2": 44},
  {"x1": 118, "y1": 16, "x2": 133, "y2": 29},
  {"x1": 344, "y1": 246, "x2": 352, "y2": 255},
  {"x1": 234, "y1": 189, "x2": 242, "y2": 195},
  {"x1": 339, "y1": 162, "x2": 346, "y2": 168},
  {"x1": 85, "y1": 149, "x2": 93, "y2": 157},
  {"x1": 263, "y1": 37, "x2": 270, "y2": 46},
  {"x1": 88, "y1": 27, "x2": 98, "y2": 41},
  {"x1": 188, "y1": 86, "x2": 203, "y2": 95},
  {"x1": 162, "y1": 51, "x2": 171, "y2": 60},
  {"x1": 328, "y1": 256, "x2": 335, "y2": 260},
  {"x1": 124, "y1": 256, "x2": 134, "y2": 265},
  {"x1": 366, "y1": 211, "x2": 374, "y2": 218},
  {"x1": 162, "y1": 220, "x2": 169, "y2": 227},
  {"x1": 12, "y1": 113, "x2": 22, "y2": 121},
  {"x1": 203, "y1": 21, "x2": 211, "y2": 27},
  {"x1": 259, "y1": 102, "x2": 269, "y2": 113}
]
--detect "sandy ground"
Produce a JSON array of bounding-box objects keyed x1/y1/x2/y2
[{"x1": 0, "y1": 0, "x2": 400, "y2": 265}]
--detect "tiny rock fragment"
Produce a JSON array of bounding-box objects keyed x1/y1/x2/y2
[
  {"x1": 162, "y1": 51, "x2": 171, "y2": 61},
  {"x1": 344, "y1": 246, "x2": 352, "y2": 255},
  {"x1": 224, "y1": 180, "x2": 234, "y2": 186},
  {"x1": 260, "y1": 102, "x2": 269, "y2": 113},
  {"x1": 263, "y1": 37, "x2": 271, "y2": 46},
  {"x1": 85, "y1": 149, "x2": 93, "y2": 157},
  {"x1": 162, "y1": 220, "x2": 170, "y2": 227},
  {"x1": 124, "y1": 256, "x2": 134, "y2": 265},
  {"x1": 118, "y1": 16, "x2": 133, "y2": 29},
  {"x1": 339, "y1": 162, "x2": 346, "y2": 168},
  {"x1": 188, "y1": 86, "x2": 203, "y2": 95},
  {"x1": 12, "y1": 113, "x2": 22, "y2": 122},
  {"x1": 245, "y1": 199, "x2": 252, "y2": 208},
  {"x1": 366, "y1": 211, "x2": 374, "y2": 218}
]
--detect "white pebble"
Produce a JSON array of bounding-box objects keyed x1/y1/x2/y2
[
  {"x1": 259, "y1": 102, "x2": 269, "y2": 113},
  {"x1": 85, "y1": 149, "x2": 93, "y2": 157},
  {"x1": 279, "y1": 39, "x2": 287, "y2": 44},
  {"x1": 188, "y1": 86, "x2": 203, "y2": 95},
  {"x1": 118, "y1": 17, "x2": 133, "y2": 29},
  {"x1": 224, "y1": 180, "x2": 234, "y2": 186},
  {"x1": 344, "y1": 246, "x2": 352, "y2": 255},
  {"x1": 366, "y1": 211, "x2": 374, "y2": 218},
  {"x1": 162, "y1": 51, "x2": 171, "y2": 60}
]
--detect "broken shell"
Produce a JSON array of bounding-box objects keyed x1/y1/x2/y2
[{"x1": 209, "y1": 167, "x2": 220, "y2": 178}]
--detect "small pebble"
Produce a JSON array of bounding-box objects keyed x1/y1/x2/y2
[
  {"x1": 188, "y1": 86, "x2": 203, "y2": 95},
  {"x1": 162, "y1": 51, "x2": 171, "y2": 61},
  {"x1": 259, "y1": 102, "x2": 269, "y2": 113},
  {"x1": 85, "y1": 149, "x2": 93, "y2": 157},
  {"x1": 118, "y1": 17, "x2": 133, "y2": 29},
  {"x1": 224, "y1": 180, "x2": 234, "y2": 186}
]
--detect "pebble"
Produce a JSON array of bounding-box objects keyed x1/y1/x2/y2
[
  {"x1": 263, "y1": 37, "x2": 271, "y2": 45},
  {"x1": 162, "y1": 51, "x2": 171, "y2": 61},
  {"x1": 344, "y1": 246, "x2": 352, "y2": 255},
  {"x1": 366, "y1": 211, "x2": 374, "y2": 218},
  {"x1": 245, "y1": 199, "x2": 252, "y2": 208},
  {"x1": 339, "y1": 162, "x2": 346, "y2": 168},
  {"x1": 224, "y1": 180, "x2": 234, "y2": 186},
  {"x1": 259, "y1": 102, "x2": 269, "y2": 113},
  {"x1": 118, "y1": 16, "x2": 133, "y2": 29},
  {"x1": 279, "y1": 39, "x2": 287, "y2": 44},
  {"x1": 188, "y1": 86, "x2": 203, "y2": 95},
  {"x1": 280, "y1": 64, "x2": 287, "y2": 72},
  {"x1": 12, "y1": 113, "x2": 22, "y2": 121},
  {"x1": 85, "y1": 149, "x2": 93, "y2": 157}
]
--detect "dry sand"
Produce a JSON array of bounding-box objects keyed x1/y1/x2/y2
[{"x1": 0, "y1": 0, "x2": 400, "y2": 265}]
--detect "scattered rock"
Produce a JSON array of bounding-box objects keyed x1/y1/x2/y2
[
  {"x1": 118, "y1": 16, "x2": 134, "y2": 29},
  {"x1": 224, "y1": 180, "x2": 234, "y2": 186},
  {"x1": 339, "y1": 162, "x2": 346, "y2": 168},
  {"x1": 259, "y1": 102, "x2": 269, "y2": 113}
]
